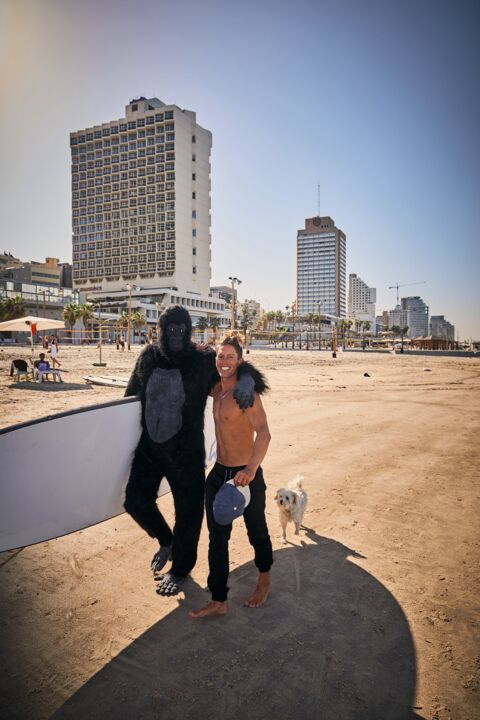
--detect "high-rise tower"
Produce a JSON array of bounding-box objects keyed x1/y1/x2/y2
[{"x1": 296, "y1": 216, "x2": 346, "y2": 318}]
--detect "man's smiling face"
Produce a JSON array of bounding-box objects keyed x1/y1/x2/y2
[{"x1": 216, "y1": 345, "x2": 242, "y2": 379}]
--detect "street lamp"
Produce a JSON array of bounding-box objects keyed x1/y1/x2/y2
[
  {"x1": 126, "y1": 284, "x2": 132, "y2": 350},
  {"x1": 155, "y1": 300, "x2": 164, "y2": 341},
  {"x1": 228, "y1": 276, "x2": 242, "y2": 329}
]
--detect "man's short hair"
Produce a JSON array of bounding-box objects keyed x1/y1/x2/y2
[{"x1": 220, "y1": 331, "x2": 244, "y2": 358}]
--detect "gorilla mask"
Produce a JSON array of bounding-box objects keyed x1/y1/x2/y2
[{"x1": 159, "y1": 305, "x2": 192, "y2": 357}]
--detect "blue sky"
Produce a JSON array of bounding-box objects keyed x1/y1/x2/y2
[{"x1": 1, "y1": 0, "x2": 479, "y2": 338}]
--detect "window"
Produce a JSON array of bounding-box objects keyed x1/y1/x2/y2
[
  {"x1": 192, "y1": 135, "x2": 196, "y2": 143},
  {"x1": 192, "y1": 173, "x2": 196, "y2": 181},
  {"x1": 192, "y1": 266, "x2": 196, "y2": 274},
  {"x1": 192, "y1": 191, "x2": 196, "y2": 199},
  {"x1": 192, "y1": 229, "x2": 196, "y2": 237}
]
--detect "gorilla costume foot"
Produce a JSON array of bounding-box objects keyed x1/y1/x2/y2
[
  {"x1": 155, "y1": 572, "x2": 187, "y2": 596},
  {"x1": 151, "y1": 544, "x2": 173, "y2": 575}
]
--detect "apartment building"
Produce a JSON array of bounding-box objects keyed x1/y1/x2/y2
[
  {"x1": 0, "y1": 257, "x2": 61, "y2": 288},
  {"x1": 401, "y1": 296, "x2": 429, "y2": 337},
  {"x1": 296, "y1": 216, "x2": 346, "y2": 318},
  {"x1": 430, "y1": 315, "x2": 455, "y2": 341},
  {"x1": 70, "y1": 97, "x2": 221, "y2": 321},
  {"x1": 348, "y1": 273, "x2": 376, "y2": 325}
]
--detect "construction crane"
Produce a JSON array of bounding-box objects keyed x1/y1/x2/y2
[{"x1": 388, "y1": 281, "x2": 426, "y2": 306}]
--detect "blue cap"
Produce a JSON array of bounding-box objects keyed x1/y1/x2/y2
[{"x1": 213, "y1": 480, "x2": 251, "y2": 525}]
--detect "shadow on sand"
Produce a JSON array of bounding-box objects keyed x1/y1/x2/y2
[
  {"x1": 8, "y1": 382, "x2": 91, "y2": 392},
  {"x1": 51, "y1": 530, "x2": 420, "y2": 720}
]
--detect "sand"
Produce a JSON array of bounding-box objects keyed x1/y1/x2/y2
[{"x1": 0, "y1": 345, "x2": 479, "y2": 720}]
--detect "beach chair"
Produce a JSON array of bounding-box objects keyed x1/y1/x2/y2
[{"x1": 10, "y1": 360, "x2": 34, "y2": 382}]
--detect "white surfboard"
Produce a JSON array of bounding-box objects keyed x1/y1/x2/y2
[
  {"x1": 0, "y1": 396, "x2": 217, "y2": 552},
  {"x1": 83, "y1": 375, "x2": 129, "y2": 387}
]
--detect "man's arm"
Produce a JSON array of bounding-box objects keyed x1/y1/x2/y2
[{"x1": 233, "y1": 394, "x2": 271, "y2": 487}]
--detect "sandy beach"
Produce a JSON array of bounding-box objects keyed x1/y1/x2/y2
[{"x1": 0, "y1": 345, "x2": 479, "y2": 720}]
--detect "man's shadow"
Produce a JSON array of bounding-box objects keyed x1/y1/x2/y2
[{"x1": 53, "y1": 530, "x2": 420, "y2": 720}]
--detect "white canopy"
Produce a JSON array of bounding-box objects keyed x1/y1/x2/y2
[{"x1": 0, "y1": 316, "x2": 65, "y2": 332}]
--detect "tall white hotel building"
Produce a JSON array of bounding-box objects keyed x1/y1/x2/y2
[
  {"x1": 348, "y1": 273, "x2": 376, "y2": 324},
  {"x1": 296, "y1": 216, "x2": 346, "y2": 318},
  {"x1": 70, "y1": 97, "x2": 224, "y2": 319}
]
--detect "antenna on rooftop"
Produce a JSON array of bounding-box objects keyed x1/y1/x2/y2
[{"x1": 317, "y1": 182, "x2": 321, "y2": 218}]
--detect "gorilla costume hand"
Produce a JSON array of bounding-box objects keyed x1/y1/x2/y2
[{"x1": 232, "y1": 373, "x2": 255, "y2": 409}]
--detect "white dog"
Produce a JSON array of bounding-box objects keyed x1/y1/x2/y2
[{"x1": 274, "y1": 475, "x2": 307, "y2": 544}]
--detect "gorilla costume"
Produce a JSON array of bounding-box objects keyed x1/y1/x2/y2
[{"x1": 124, "y1": 305, "x2": 267, "y2": 596}]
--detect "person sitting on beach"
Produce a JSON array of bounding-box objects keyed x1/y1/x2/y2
[
  {"x1": 190, "y1": 332, "x2": 273, "y2": 619},
  {"x1": 35, "y1": 353, "x2": 51, "y2": 382},
  {"x1": 35, "y1": 353, "x2": 63, "y2": 383}
]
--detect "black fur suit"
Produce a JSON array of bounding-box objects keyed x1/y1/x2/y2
[{"x1": 124, "y1": 306, "x2": 267, "y2": 591}]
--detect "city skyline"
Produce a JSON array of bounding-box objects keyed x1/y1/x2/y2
[{"x1": 1, "y1": 0, "x2": 479, "y2": 338}]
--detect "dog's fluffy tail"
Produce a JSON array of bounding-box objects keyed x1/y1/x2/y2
[{"x1": 288, "y1": 475, "x2": 304, "y2": 491}]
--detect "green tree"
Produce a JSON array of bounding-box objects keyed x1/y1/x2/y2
[
  {"x1": 62, "y1": 302, "x2": 80, "y2": 343},
  {"x1": 119, "y1": 310, "x2": 129, "y2": 329},
  {"x1": 360, "y1": 320, "x2": 371, "y2": 349},
  {"x1": 196, "y1": 316, "x2": 208, "y2": 342},
  {"x1": 209, "y1": 316, "x2": 222, "y2": 342},
  {"x1": 239, "y1": 303, "x2": 257, "y2": 350},
  {"x1": 399, "y1": 325, "x2": 409, "y2": 353},
  {"x1": 131, "y1": 310, "x2": 146, "y2": 343},
  {"x1": 239, "y1": 303, "x2": 256, "y2": 334},
  {"x1": 0, "y1": 296, "x2": 26, "y2": 322},
  {"x1": 78, "y1": 303, "x2": 94, "y2": 342}
]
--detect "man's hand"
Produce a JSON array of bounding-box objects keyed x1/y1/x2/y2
[
  {"x1": 233, "y1": 374, "x2": 255, "y2": 409},
  {"x1": 233, "y1": 467, "x2": 256, "y2": 487}
]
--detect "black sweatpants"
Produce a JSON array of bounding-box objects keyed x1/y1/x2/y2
[
  {"x1": 124, "y1": 443, "x2": 205, "y2": 578},
  {"x1": 205, "y1": 462, "x2": 273, "y2": 602}
]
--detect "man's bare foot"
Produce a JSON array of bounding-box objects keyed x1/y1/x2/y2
[
  {"x1": 189, "y1": 601, "x2": 228, "y2": 619},
  {"x1": 244, "y1": 572, "x2": 270, "y2": 608}
]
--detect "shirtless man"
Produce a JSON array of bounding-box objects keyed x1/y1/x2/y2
[{"x1": 190, "y1": 333, "x2": 273, "y2": 619}]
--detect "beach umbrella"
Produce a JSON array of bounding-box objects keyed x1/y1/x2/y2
[{"x1": 0, "y1": 316, "x2": 65, "y2": 359}]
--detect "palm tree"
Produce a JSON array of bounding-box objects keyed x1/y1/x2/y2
[
  {"x1": 78, "y1": 303, "x2": 94, "y2": 342},
  {"x1": 391, "y1": 325, "x2": 400, "y2": 351},
  {"x1": 344, "y1": 319, "x2": 353, "y2": 348},
  {"x1": 0, "y1": 296, "x2": 26, "y2": 322},
  {"x1": 264, "y1": 311, "x2": 275, "y2": 330},
  {"x1": 196, "y1": 316, "x2": 208, "y2": 343},
  {"x1": 361, "y1": 320, "x2": 371, "y2": 349},
  {"x1": 131, "y1": 310, "x2": 146, "y2": 344},
  {"x1": 399, "y1": 325, "x2": 409, "y2": 353},
  {"x1": 209, "y1": 316, "x2": 222, "y2": 343},
  {"x1": 62, "y1": 303, "x2": 80, "y2": 344},
  {"x1": 239, "y1": 304, "x2": 257, "y2": 352}
]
